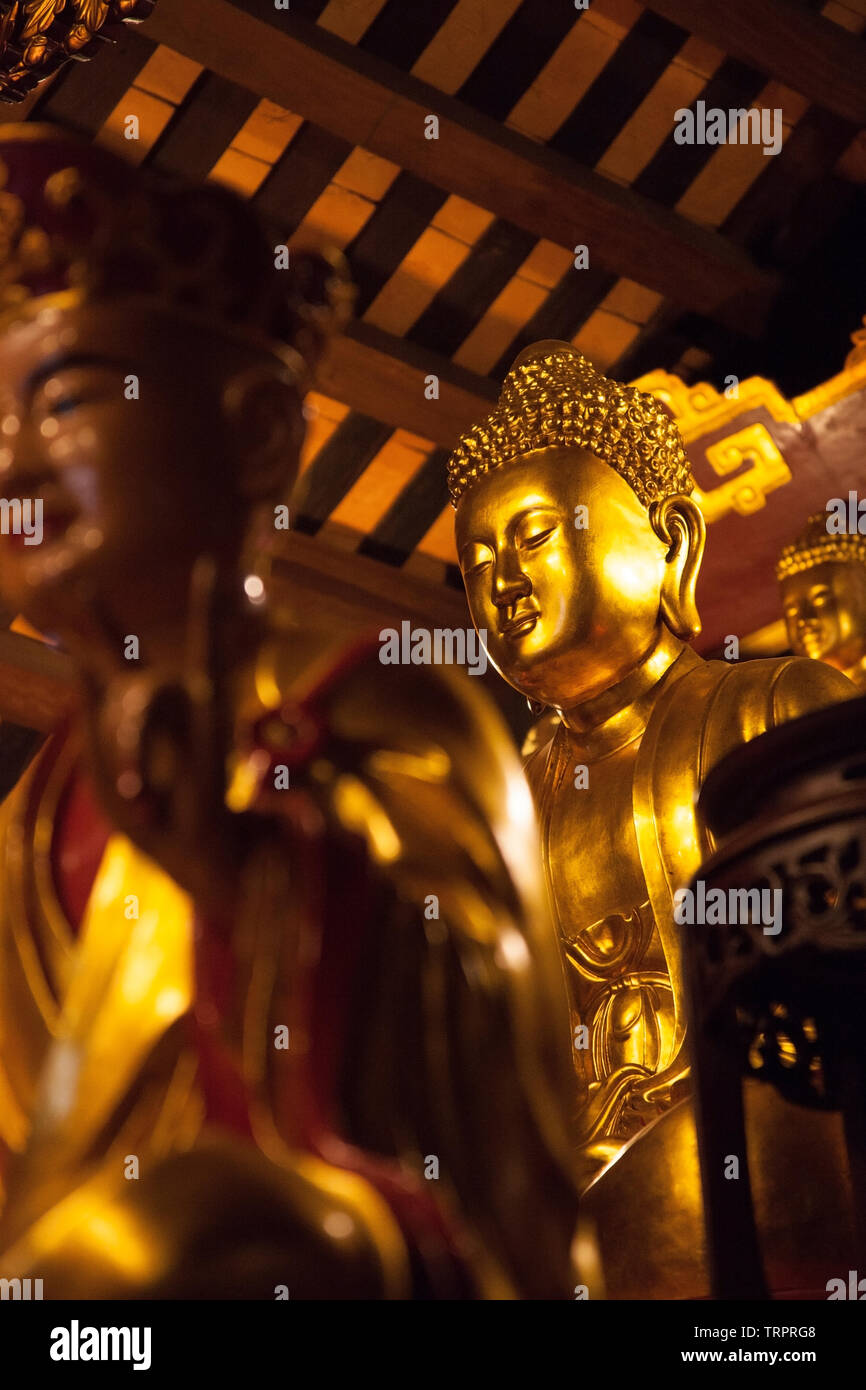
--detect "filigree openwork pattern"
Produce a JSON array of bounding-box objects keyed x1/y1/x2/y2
[{"x1": 690, "y1": 822, "x2": 866, "y2": 1110}]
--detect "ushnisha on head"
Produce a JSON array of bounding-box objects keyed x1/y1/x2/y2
[
  {"x1": 0, "y1": 123, "x2": 352, "y2": 644},
  {"x1": 447, "y1": 341, "x2": 692, "y2": 511},
  {"x1": 451, "y1": 341, "x2": 704, "y2": 711},
  {"x1": 777, "y1": 511, "x2": 866, "y2": 681}
]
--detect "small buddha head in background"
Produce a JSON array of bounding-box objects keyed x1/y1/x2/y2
[{"x1": 777, "y1": 510, "x2": 866, "y2": 690}]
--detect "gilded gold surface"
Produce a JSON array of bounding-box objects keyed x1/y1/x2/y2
[
  {"x1": 0, "y1": 732, "x2": 78, "y2": 1163},
  {"x1": 0, "y1": 128, "x2": 579, "y2": 1298},
  {"x1": 579, "y1": 1086, "x2": 856, "y2": 1299},
  {"x1": 453, "y1": 340, "x2": 856, "y2": 1199},
  {"x1": 0, "y1": 727, "x2": 202, "y2": 1233},
  {"x1": 635, "y1": 342, "x2": 866, "y2": 535},
  {"x1": 778, "y1": 511, "x2": 866, "y2": 692},
  {"x1": 633, "y1": 368, "x2": 797, "y2": 524}
]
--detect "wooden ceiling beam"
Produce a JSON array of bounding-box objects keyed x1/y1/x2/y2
[
  {"x1": 145, "y1": 0, "x2": 779, "y2": 331},
  {"x1": 645, "y1": 0, "x2": 866, "y2": 128},
  {"x1": 319, "y1": 321, "x2": 497, "y2": 448},
  {"x1": 270, "y1": 531, "x2": 469, "y2": 635}
]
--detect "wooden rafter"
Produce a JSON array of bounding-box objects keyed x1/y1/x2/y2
[
  {"x1": 320, "y1": 322, "x2": 497, "y2": 448},
  {"x1": 145, "y1": 0, "x2": 779, "y2": 330},
  {"x1": 645, "y1": 0, "x2": 866, "y2": 129}
]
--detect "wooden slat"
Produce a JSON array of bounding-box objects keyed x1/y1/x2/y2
[
  {"x1": 631, "y1": 57, "x2": 769, "y2": 209},
  {"x1": 549, "y1": 9, "x2": 689, "y2": 170},
  {"x1": 134, "y1": 45, "x2": 203, "y2": 104},
  {"x1": 356, "y1": 0, "x2": 462, "y2": 70},
  {"x1": 455, "y1": 0, "x2": 578, "y2": 123},
  {"x1": 97, "y1": 87, "x2": 176, "y2": 164},
  {"x1": 147, "y1": 71, "x2": 258, "y2": 177},
  {"x1": 487, "y1": 262, "x2": 617, "y2": 380},
  {"x1": 33, "y1": 27, "x2": 155, "y2": 136},
  {"x1": 293, "y1": 414, "x2": 392, "y2": 532},
  {"x1": 411, "y1": 0, "x2": 524, "y2": 95},
  {"x1": 572, "y1": 308, "x2": 643, "y2": 370},
  {"x1": 145, "y1": 0, "x2": 779, "y2": 329},
  {"x1": 453, "y1": 273, "x2": 551, "y2": 375},
  {"x1": 594, "y1": 50, "x2": 716, "y2": 186},
  {"x1": 505, "y1": 6, "x2": 625, "y2": 141},
  {"x1": 358, "y1": 447, "x2": 450, "y2": 565},
  {"x1": 363, "y1": 225, "x2": 478, "y2": 337},
  {"x1": 318, "y1": 0, "x2": 389, "y2": 44},
  {"x1": 346, "y1": 171, "x2": 448, "y2": 314},
  {"x1": 674, "y1": 82, "x2": 805, "y2": 229},
  {"x1": 322, "y1": 429, "x2": 432, "y2": 542},
  {"x1": 254, "y1": 123, "x2": 353, "y2": 233},
  {"x1": 299, "y1": 393, "x2": 350, "y2": 475},
  {"x1": 644, "y1": 0, "x2": 866, "y2": 126},
  {"x1": 406, "y1": 220, "x2": 536, "y2": 357}
]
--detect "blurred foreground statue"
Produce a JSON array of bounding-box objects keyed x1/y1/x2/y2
[
  {"x1": 0, "y1": 129, "x2": 578, "y2": 1298},
  {"x1": 778, "y1": 509, "x2": 866, "y2": 692},
  {"x1": 451, "y1": 342, "x2": 857, "y2": 1291}
]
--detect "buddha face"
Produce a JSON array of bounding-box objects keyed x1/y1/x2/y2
[
  {"x1": 455, "y1": 448, "x2": 673, "y2": 708},
  {"x1": 0, "y1": 299, "x2": 301, "y2": 649},
  {"x1": 780, "y1": 560, "x2": 866, "y2": 675}
]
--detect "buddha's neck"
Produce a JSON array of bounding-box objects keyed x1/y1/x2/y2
[
  {"x1": 68, "y1": 558, "x2": 252, "y2": 685},
  {"x1": 559, "y1": 627, "x2": 691, "y2": 756}
]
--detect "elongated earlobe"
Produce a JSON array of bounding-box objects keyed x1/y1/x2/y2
[
  {"x1": 222, "y1": 363, "x2": 305, "y2": 502},
  {"x1": 650, "y1": 494, "x2": 705, "y2": 641}
]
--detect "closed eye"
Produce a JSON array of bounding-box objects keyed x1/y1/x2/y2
[
  {"x1": 465, "y1": 556, "x2": 492, "y2": 577},
  {"x1": 49, "y1": 395, "x2": 85, "y2": 418},
  {"x1": 462, "y1": 544, "x2": 494, "y2": 577},
  {"x1": 520, "y1": 525, "x2": 557, "y2": 549}
]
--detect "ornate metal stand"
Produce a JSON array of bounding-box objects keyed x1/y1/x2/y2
[{"x1": 685, "y1": 693, "x2": 866, "y2": 1298}]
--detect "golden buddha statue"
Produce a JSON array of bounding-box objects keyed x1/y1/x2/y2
[
  {"x1": 451, "y1": 341, "x2": 856, "y2": 1192},
  {"x1": 777, "y1": 509, "x2": 866, "y2": 691},
  {"x1": 0, "y1": 130, "x2": 578, "y2": 1298}
]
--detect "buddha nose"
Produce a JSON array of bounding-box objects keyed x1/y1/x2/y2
[{"x1": 493, "y1": 550, "x2": 531, "y2": 607}]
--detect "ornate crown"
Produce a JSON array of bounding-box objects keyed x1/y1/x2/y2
[
  {"x1": 447, "y1": 340, "x2": 694, "y2": 509},
  {"x1": 0, "y1": 2, "x2": 157, "y2": 104},
  {"x1": 0, "y1": 124, "x2": 353, "y2": 377},
  {"x1": 776, "y1": 511, "x2": 866, "y2": 581}
]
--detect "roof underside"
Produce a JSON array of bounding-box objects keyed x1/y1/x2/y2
[{"x1": 9, "y1": 0, "x2": 866, "y2": 598}]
